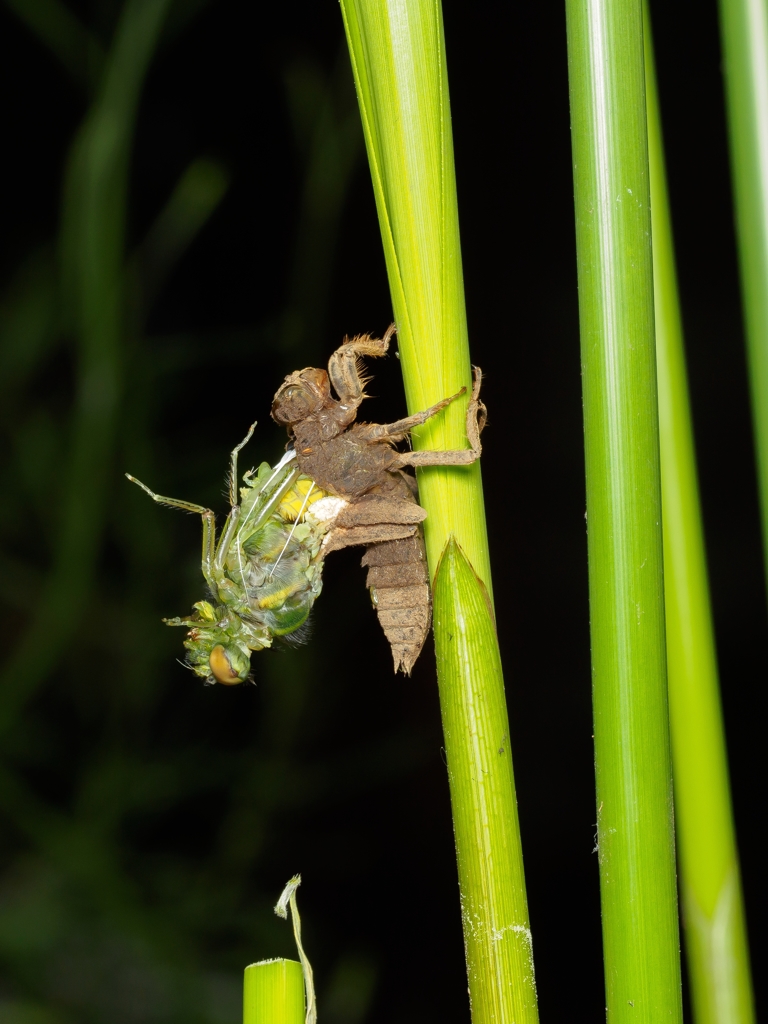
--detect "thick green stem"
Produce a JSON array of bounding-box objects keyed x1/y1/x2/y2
[
  {"x1": 645, "y1": 13, "x2": 756, "y2": 1024},
  {"x1": 339, "y1": 0, "x2": 489, "y2": 582},
  {"x1": 718, "y1": 0, "x2": 768, "y2": 588},
  {"x1": 433, "y1": 541, "x2": 536, "y2": 1023},
  {"x1": 243, "y1": 959, "x2": 304, "y2": 1024},
  {"x1": 339, "y1": 1, "x2": 538, "y2": 1020},
  {"x1": 565, "y1": 1, "x2": 683, "y2": 1021}
]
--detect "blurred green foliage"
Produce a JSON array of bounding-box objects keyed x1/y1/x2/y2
[{"x1": 0, "y1": 1, "x2": 415, "y2": 1020}]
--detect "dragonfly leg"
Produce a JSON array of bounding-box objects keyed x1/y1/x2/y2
[
  {"x1": 361, "y1": 387, "x2": 465, "y2": 443},
  {"x1": 214, "y1": 505, "x2": 242, "y2": 572},
  {"x1": 126, "y1": 474, "x2": 209, "y2": 515},
  {"x1": 228, "y1": 422, "x2": 257, "y2": 506},
  {"x1": 327, "y1": 323, "x2": 396, "y2": 409},
  {"x1": 389, "y1": 367, "x2": 486, "y2": 469},
  {"x1": 126, "y1": 473, "x2": 218, "y2": 591},
  {"x1": 201, "y1": 510, "x2": 216, "y2": 588}
]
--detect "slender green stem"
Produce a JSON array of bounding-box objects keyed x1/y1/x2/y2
[
  {"x1": 718, "y1": 0, "x2": 768, "y2": 588},
  {"x1": 565, "y1": 1, "x2": 683, "y2": 1021},
  {"x1": 645, "y1": 13, "x2": 756, "y2": 1024},
  {"x1": 339, "y1": 2, "x2": 538, "y2": 1020},
  {"x1": 275, "y1": 876, "x2": 316, "y2": 1024},
  {"x1": 243, "y1": 960, "x2": 304, "y2": 1024}
]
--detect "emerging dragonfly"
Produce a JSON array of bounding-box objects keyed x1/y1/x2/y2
[
  {"x1": 129, "y1": 327, "x2": 484, "y2": 683},
  {"x1": 127, "y1": 427, "x2": 343, "y2": 685}
]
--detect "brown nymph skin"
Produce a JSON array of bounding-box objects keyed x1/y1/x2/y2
[{"x1": 271, "y1": 325, "x2": 485, "y2": 674}]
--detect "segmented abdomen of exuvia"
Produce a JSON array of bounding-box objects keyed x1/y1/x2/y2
[{"x1": 361, "y1": 530, "x2": 431, "y2": 676}]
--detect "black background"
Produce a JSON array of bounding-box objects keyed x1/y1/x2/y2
[{"x1": 0, "y1": 0, "x2": 764, "y2": 1021}]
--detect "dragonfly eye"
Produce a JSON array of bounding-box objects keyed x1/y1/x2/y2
[{"x1": 209, "y1": 644, "x2": 249, "y2": 685}]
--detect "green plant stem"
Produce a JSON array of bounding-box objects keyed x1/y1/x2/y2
[
  {"x1": 718, "y1": 0, "x2": 768, "y2": 589},
  {"x1": 339, "y1": 1, "x2": 538, "y2": 1021},
  {"x1": 645, "y1": 14, "x2": 756, "y2": 1024},
  {"x1": 433, "y1": 540, "x2": 537, "y2": 1023},
  {"x1": 564, "y1": 1, "x2": 683, "y2": 1021},
  {"x1": 339, "y1": 0, "x2": 489, "y2": 583},
  {"x1": 243, "y1": 960, "x2": 304, "y2": 1024}
]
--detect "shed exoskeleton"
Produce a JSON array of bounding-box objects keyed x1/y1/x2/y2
[{"x1": 271, "y1": 325, "x2": 485, "y2": 673}]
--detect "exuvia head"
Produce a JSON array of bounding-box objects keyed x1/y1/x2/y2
[{"x1": 271, "y1": 367, "x2": 330, "y2": 425}]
